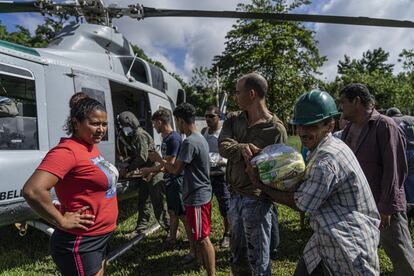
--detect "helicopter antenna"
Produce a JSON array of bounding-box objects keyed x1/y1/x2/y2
[
  {"x1": 126, "y1": 53, "x2": 138, "y2": 82},
  {"x1": 215, "y1": 68, "x2": 221, "y2": 108},
  {"x1": 219, "y1": 91, "x2": 228, "y2": 117},
  {"x1": 214, "y1": 68, "x2": 228, "y2": 116}
]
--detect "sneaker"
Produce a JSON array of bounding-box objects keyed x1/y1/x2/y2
[
  {"x1": 221, "y1": 233, "x2": 230, "y2": 248},
  {"x1": 164, "y1": 236, "x2": 177, "y2": 248},
  {"x1": 125, "y1": 228, "x2": 145, "y2": 239},
  {"x1": 270, "y1": 249, "x2": 278, "y2": 260}
]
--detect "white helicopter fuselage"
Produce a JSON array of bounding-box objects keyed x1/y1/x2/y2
[{"x1": 0, "y1": 23, "x2": 185, "y2": 227}]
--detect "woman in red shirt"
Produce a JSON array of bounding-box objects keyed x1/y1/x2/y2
[{"x1": 23, "y1": 93, "x2": 118, "y2": 276}]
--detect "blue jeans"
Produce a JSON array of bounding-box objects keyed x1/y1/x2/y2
[
  {"x1": 211, "y1": 174, "x2": 230, "y2": 217},
  {"x1": 405, "y1": 150, "x2": 414, "y2": 204},
  {"x1": 270, "y1": 205, "x2": 280, "y2": 253},
  {"x1": 228, "y1": 193, "x2": 273, "y2": 276}
]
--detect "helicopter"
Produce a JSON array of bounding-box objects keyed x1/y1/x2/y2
[{"x1": 0, "y1": 0, "x2": 414, "y2": 259}]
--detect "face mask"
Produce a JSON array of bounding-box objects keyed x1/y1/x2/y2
[{"x1": 122, "y1": 126, "x2": 133, "y2": 136}]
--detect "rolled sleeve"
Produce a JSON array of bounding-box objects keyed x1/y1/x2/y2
[
  {"x1": 294, "y1": 160, "x2": 337, "y2": 213},
  {"x1": 275, "y1": 122, "x2": 288, "y2": 144},
  {"x1": 218, "y1": 116, "x2": 244, "y2": 161}
]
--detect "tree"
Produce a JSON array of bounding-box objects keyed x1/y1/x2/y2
[
  {"x1": 130, "y1": 44, "x2": 167, "y2": 71},
  {"x1": 31, "y1": 17, "x2": 64, "y2": 47},
  {"x1": 185, "y1": 66, "x2": 226, "y2": 114},
  {"x1": 338, "y1": 48, "x2": 394, "y2": 76},
  {"x1": 212, "y1": 0, "x2": 325, "y2": 122},
  {"x1": 399, "y1": 49, "x2": 414, "y2": 74},
  {"x1": 0, "y1": 17, "x2": 64, "y2": 47},
  {"x1": 327, "y1": 48, "x2": 414, "y2": 113},
  {"x1": 396, "y1": 49, "x2": 414, "y2": 114}
]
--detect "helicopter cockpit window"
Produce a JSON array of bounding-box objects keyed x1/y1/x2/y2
[
  {"x1": 0, "y1": 73, "x2": 38, "y2": 150},
  {"x1": 121, "y1": 57, "x2": 148, "y2": 84},
  {"x1": 148, "y1": 63, "x2": 165, "y2": 92}
]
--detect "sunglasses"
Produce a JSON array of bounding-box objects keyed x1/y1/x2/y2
[{"x1": 205, "y1": 114, "x2": 218, "y2": 119}]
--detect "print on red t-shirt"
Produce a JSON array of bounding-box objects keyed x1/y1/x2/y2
[{"x1": 38, "y1": 137, "x2": 119, "y2": 236}]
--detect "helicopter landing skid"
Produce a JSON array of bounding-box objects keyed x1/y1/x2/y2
[
  {"x1": 13, "y1": 221, "x2": 161, "y2": 263},
  {"x1": 107, "y1": 223, "x2": 161, "y2": 263},
  {"x1": 15, "y1": 220, "x2": 55, "y2": 237}
]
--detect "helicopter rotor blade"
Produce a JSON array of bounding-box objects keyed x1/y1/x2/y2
[
  {"x1": 1, "y1": 2, "x2": 413, "y2": 29},
  {"x1": 140, "y1": 7, "x2": 414, "y2": 29},
  {"x1": 0, "y1": 1, "x2": 40, "y2": 13}
]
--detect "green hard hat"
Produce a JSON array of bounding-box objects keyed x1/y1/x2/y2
[{"x1": 290, "y1": 90, "x2": 340, "y2": 126}]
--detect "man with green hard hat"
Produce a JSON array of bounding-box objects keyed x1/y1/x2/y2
[{"x1": 246, "y1": 90, "x2": 381, "y2": 275}]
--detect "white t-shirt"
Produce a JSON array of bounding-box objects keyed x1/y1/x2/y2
[
  {"x1": 202, "y1": 127, "x2": 227, "y2": 169},
  {"x1": 202, "y1": 127, "x2": 221, "y2": 153}
]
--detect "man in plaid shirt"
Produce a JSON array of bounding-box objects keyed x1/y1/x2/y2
[{"x1": 247, "y1": 90, "x2": 381, "y2": 275}]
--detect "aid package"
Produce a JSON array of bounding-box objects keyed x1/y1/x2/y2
[{"x1": 250, "y1": 144, "x2": 305, "y2": 191}]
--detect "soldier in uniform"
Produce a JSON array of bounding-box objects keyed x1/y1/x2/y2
[{"x1": 117, "y1": 111, "x2": 169, "y2": 236}]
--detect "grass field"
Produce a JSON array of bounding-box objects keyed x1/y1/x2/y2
[{"x1": 0, "y1": 136, "x2": 411, "y2": 275}]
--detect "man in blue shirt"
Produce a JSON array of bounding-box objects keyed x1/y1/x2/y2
[
  {"x1": 152, "y1": 103, "x2": 216, "y2": 276},
  {"x1": 141, "y1": 109, "x2": 186, "y2": 247}
]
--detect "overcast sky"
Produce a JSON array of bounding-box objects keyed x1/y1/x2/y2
[{"x1": 1, "y1": 0, "x2": 413, "y2": 82}]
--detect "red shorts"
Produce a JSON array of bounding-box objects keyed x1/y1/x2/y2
[{"x1": 185, "y1": 201, "x2": 211, "y2": 241}]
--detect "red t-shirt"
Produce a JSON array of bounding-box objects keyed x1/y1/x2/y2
[{"x1": 38, "y1": 137, "x2": 119, "y2": 236}]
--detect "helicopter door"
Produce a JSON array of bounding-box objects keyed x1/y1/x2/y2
[
  {"x1": 0, "y1": 56, "x2": 46, "y2": 209},
  {"x1": 72, "y1": 70, "x2": 115, "y2": 164}
]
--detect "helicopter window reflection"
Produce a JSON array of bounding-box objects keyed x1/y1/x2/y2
[
  {"x1": 148, "y1": 63, "x2": 165, "y2": 92},
  {"x1": 81, "y1": 88, "x2": 108, "y2": 141},
  {"x1": 0, "y1": 73, "x2": 38, "y2": 150},
  {"x1": 0, "y1": 63, "x2": 34, "y2": 80},
  {"x1": 82, "y1": 87, "x2": 106, "y2": 107}
]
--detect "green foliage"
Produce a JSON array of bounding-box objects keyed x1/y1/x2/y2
[
  {"x1": 212, "y1": 0, "x2": 326, "y2": 122},
  {"x1": 31, "y1": 17, "x2": 64, "y2": 47},
  {"x1": 325, "y1": 47, "x2": 414, "y2": 114},
  {"x1": 186, "y1": 66, "x2": 224, "y2": 114},
  {"x1": 131, "y1": 44, "x2": 167, "y2": 71},
  {"x1": 0, "y1": 17, "x2": 64, "y2": 48},
  {"x1": 398, "y1": 49, "x2": 414, "y2": 73},
  {"x1": 338, "y1": 48, "x2": 394, "y2": 75}
]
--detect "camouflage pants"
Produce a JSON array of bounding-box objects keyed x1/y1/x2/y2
[{"x1": 136, "y1": 175, "x2": 170, "y2": 232}]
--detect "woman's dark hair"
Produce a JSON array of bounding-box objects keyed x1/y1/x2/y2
[
  {"x1": 69, "y1": 92, "x2": 89, "y2": 109},
  {"x1": 64, "y1": 93, "x2": 106, "y2": 135},
  {"x1": 173, "y1": 103, "x2": 196, "y2": 124}
]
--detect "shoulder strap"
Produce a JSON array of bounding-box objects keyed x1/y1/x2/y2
[{"x1": 139, "y1": 128, "x2": 156, "y2": 151}]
